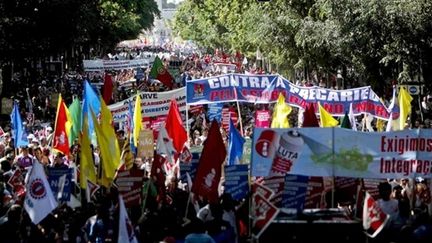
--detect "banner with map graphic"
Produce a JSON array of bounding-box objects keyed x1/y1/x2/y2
[{"x1": 252, "y1": 127, "x2": 432, "y2": 179}]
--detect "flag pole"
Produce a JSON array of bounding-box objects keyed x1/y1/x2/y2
[
  {"x1": 186, "y1": 104, "x2": 190, "y2": 143},
  {"x1": 236, "y1": 100, "x2": 244, "y2": 136}
]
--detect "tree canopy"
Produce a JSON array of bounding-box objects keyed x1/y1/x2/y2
[
  {"x1": 0, "y1": 0, "x2": 159, "y2": 64},
  {"x1": 173, "y1": 0, "x2": 432, "y2": 93}
]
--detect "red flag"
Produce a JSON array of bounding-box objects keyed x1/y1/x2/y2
[
  {"x1": 102, "y1": 73, "x2": 113, "y2": 105},
  {"x1": 363, "y1": 191, "x2": 389, "y2": 238},
  {"x1": 192, "y1": 120, "x2": 226, "y2": 203},
  {"x1": 165, "y1": 99, "x2": 187, "y2": 156},
  {"x1": 302, "y1": 103, "x2": 319, "y2": 127},
  {"x1": 151, "y1": 152, "x2": 167, "y2": 189},
  {"x1": 53, "y1": 95, "x2": 70, "y2": 156}
]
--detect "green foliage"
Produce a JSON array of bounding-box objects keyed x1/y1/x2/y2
[
  {"x1": 0, "y1": 0, "x2": 160, "y2": 63},
  {"x1": 173, "y1": 0, "x2": 432, "y2": 89}
]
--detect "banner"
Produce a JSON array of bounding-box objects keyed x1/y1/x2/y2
[
  {"x1": 251, "y1": 193, "x2": 279, "y2": 238},
  {"x1": 207, "y1": 103, "x2": 223, "y2": 122},
  {"x1": 224, "y1": 165, "x2": 249, "y2": 201},
  {"x1": 83, "y1": 59, "x2": 150, "y2": 71},
  {"x1": 252, "y1": 128, "x2": 432, "y2": 179},
  {"x1": 109, "y1": 88, "x2": 186, "y2": 122},
  {"x1": 222, "y1": 107, "x2": 238, "y2": 131},
  {"x1": 282, "y1": 174, "x2": 308, "y2": 210},
  {"x1": 47, "y1": 168, "x2": 73, "y2": 202},
  {"x1": 115, "y1": 167, "x2": 144, "y2": 207},
  {"x1": 137, "y1": 130, "x2": 154, "y2": 158},
  {"x1": 242, "y1": 138, "x2": 252, "y2": 165},
  {"x1": 186, "y1": 74, "x2": 391, "y2": 119},
  {"x1": 255, "y1": 110, "x2": 270, "y2": 128}
]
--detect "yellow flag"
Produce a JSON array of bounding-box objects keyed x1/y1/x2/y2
[
  {"x1": 79, "y1": 116, "x2": 96, "y2": 189},
  {"x1": 271, "y1": 93, "x2": 292, "y2": 128},
  {"x1": 398, "y1": 87, "x2": 413, "y2": 130},
  {"x1": 318, "y1": 103, "x2": 339, "y2": 127},
  {"x1": 376, "y1": 118, "x2": 385, "y2": 132},
  {"x1": 91, "y1": 98, "x2": 121, "y2": 187},
  {"x1": 133, "y1": 95, "x2": 142, "y2": 147}
]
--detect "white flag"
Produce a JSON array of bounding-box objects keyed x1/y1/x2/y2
[
  {"x1": 156, "y1": 126, "x2": 176, "y2": 163},
  {"x1": 118, "y1": 195, "x2": 138, "y2": 243},
  {"x1": 24, "y1": 161, "x2": 58, "y2": 224},
  {"x1": 348, "y1": 103, "x2": 357, "y2": 131}
]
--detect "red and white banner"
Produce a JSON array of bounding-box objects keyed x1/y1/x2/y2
[
  {"x1": 116, "y1": 167, "x2": 145, "y2": 207},
  {"x1": 251, "y1": 193, "x2": 279, "y2": 238},
  {"x1": 363, "y1": 191, "x2": 389, "y2": 238},
  {"x1": 255, "y1": 110, "x2": 270, "y2": 128}
]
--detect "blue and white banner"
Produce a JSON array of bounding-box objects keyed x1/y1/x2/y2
[
  {"x1": 207, "y1": 103, "x2": 223, "y2": 123},
  {"x1": 282, "y1": 174, "x2": 308, "y2": 210},
  {"x1": 186, "y1": 74, "x2": 391, "y2": 119},
  {"x1": 252, "y1": 128, "x2": 432, "y2": 179},
  {"x1": 224, "y1": 165, "x2": 249, "y2": 201},
  {"x1": 47, "y1": 168, "x2": 73, "y2": 202}
]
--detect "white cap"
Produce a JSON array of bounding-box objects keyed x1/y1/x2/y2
[
  {"x1": 27, "y1": 134, "x2": 36, "y2": 140},
  {"x1": 46, "y1": 127, "x2": 53, "y2": 132}
]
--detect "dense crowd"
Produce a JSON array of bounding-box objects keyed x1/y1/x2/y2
[{"x1": 0, "y1": 47, "x2": 431, "y2": 243}]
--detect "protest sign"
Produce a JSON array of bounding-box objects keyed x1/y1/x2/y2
[
  {"x1": 186, "y1": 74, "x2": 391, "y2": 119},
  {"x1": 252, "y1": 127, "x2": 432, "y2": 179}
]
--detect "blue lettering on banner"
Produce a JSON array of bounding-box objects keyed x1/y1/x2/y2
[
  {"x1": 186, "y1": 74, "x2": 391, "y2": 119},
  {"x1": 282, "y1": 175, "x2": 309, "y2": 210},
  {"x1": 47, "y1": 168, "x2": 73, "y2": 201},
  {"x1": 224, "y1": 165, "x2": 249, "y2": 201}
]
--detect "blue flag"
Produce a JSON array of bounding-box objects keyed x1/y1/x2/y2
[
  {"x1": 228, "y1": 118, "x2": 245, "y2": 165},
  {"x1": 82, "y1": 80, "x2": 101, "y2": 136},
  {"x1": 10, "y1": 102, "x2": 28, "y2": 148}
]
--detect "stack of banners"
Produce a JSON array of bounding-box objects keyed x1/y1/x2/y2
[
  {"x1": 137, "y1": 130, "x2": 154, "y2": 158},
  {"x1": 115, "y1": 167, "x2": 144, "y2": 207},
  {"x1": 186, "y1": 74, "x2": 392, "y2": 120},
  {"x1": 83, "y1": 58, "x2": 150, "y2": 71},
  {"x1": 263, "y1": 176, "x2": 285, "y2": 207},
  {"x1": 7, "y1": 170, "x2": 26, "y2": 198},
  {"x1": 251, "y1": 182, "x2": 279, "y2": 239},
  {"x1": 334, "y1": 177, "x2": 360, "y2": 206},
  {"x1": 108, "y1": 88, "x2": 186, "y2": 123},
  {"x1": 47, "y1": 168, "x2": 73, "y2": 202},
  {"x1": 252, "y1": 128, "x2": 432, "y2": 179},
  {"x1": 189, "y1": 105, "x2": 204, "y2": 115},
  {"x1": 255, "y1": 110, "x2": 270, "y2": 128},
  {"x1": 304, "y1": 177, "x2": 326, "y2": 209},
  {"x1": 222, "y1": 107, "x2": 238, "y2": 131},
  {"x1": 223, "y1": 165, "x2": 249, "y2": 201},
  {"x1": 207, "y1": 103, "x2": 223, "y2": 122},
  {"x1": 282, "y1": 174, "x2": 308, "y2": 210}
]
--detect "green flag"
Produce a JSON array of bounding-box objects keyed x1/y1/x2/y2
[
  {"x1": 150, "y1": 56, "x2": 173, "y2": 89},
  {"x1": 68, "y1": 98, "x2": 82, "y2": 145},
  {"x1": 340, "y1": 112, "x2": 352, "y2": 129}
]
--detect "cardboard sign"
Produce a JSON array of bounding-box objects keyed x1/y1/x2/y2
[{"x1": 137, "y1": 130, "x2": 154, "y2": 158}]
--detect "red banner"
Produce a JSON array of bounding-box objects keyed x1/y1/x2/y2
[
  {"x1": 255, "y1": 110, "x2": 270, "y2": 128},
  {"x1": 116, "y1": 167, "x2": 144, "y2": 207}
]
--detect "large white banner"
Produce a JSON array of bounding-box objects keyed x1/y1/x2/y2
[
  {"x1": 83, "y1": 59, "x2": 150, "y2": 71},
  {"x1": 108, "y1": 88, "x2": 186, "y2": 122}
]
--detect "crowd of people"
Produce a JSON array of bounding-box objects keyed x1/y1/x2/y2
[{"x1": 0, "y1": 46, "x2": 431, "y2": 243}]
